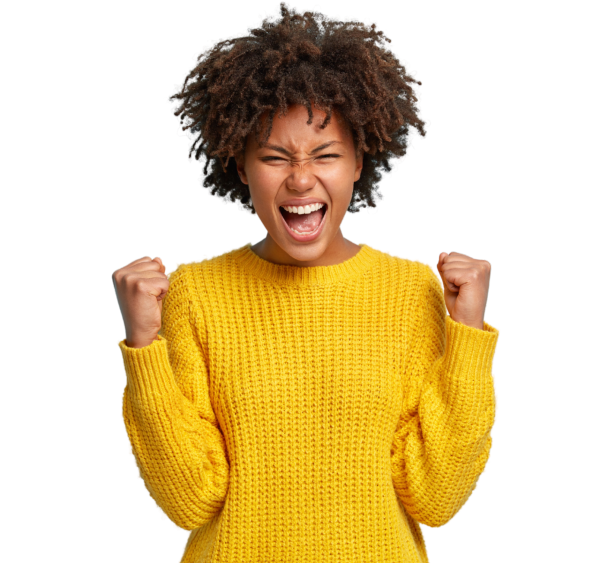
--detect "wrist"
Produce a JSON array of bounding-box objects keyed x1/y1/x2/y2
[
  {"x1": 450, "y1": 316, "x2": 484, "y2": 330},
  {"x1": 125, "y1": 332, "x2": 160, "y2": 349}
]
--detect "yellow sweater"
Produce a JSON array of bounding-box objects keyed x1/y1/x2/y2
[{"x1": 118, "y1": 242, "x2": 499, "y2": 563}]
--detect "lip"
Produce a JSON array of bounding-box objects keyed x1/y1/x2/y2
[
  {"x1": 279, "y1": 198, "x2": 327, "y2": 207},
  {"x1": 279, "y1": 203, "x2": 328, "y2": 243}
]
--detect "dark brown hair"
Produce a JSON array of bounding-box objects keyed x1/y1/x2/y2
[{"x1": 170, "y1": 3, "x2": 426, "y2": 214}]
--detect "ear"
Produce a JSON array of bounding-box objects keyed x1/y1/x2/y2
[
  {"x1": 354, "y1": 149, "x2": 364, "y2": 183},
  {"x1": 236, "y1": 152, "x2": 248, "y2": 185}
]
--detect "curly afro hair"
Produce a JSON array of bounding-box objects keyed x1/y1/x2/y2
[{"x1": 169, "y1": 3, "x2": 426, "y2": 214}]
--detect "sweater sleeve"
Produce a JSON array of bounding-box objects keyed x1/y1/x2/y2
[
  {"x1": 390, "y1": 264, "x2": 499, "y2": 527},
  {"x1": 118, "y1": 265, "x2": 229, "y2": 531}
]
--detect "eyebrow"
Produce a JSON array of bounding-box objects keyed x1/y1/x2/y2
[{"x1": 262, "y1": 140, "x2": 341, "y2": 156}]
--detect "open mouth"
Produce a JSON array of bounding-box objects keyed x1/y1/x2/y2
[{"x1": 279, "y1": 204, "x2": 327, "y2": 235}]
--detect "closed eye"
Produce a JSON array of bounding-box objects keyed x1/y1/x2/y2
[{"x1": 261, "y1": 154, "x2": 340, "y2": 160}]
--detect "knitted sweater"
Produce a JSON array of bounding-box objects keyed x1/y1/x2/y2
[{"x1": 118, "y1": 242, "x2": 499, "y2": 563}]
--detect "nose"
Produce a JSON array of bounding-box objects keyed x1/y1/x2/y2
[
  {"x1": 288, "y1": 156, "x2": 316, "y2": 189},
  {"x1": 286, "y1": 170, "x2": 317, "y2": 194}
]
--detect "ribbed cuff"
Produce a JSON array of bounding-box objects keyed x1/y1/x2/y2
[
  {"x1": 433, "y1": 315, "x2": 499, "y2": 421},
  {"x1": 118, "y1": 334, "x2": 179, "y2": 404},
  {"x1": 443, "y1": 315, "x2": 499, "y2": 378}
]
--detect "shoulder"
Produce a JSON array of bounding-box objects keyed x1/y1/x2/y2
[
  {"x1": 373, "y1": 248, "x2": 442, "y2": 291},
  {"x1": 166, "y1": 263, "x2": 192, "y2": 285},
  {"x1": 372, "y1": 247, "x2": 437, "y2": 276},
  {"x1": 167, "y1": 247, "x2": 243, "y2": 281}
]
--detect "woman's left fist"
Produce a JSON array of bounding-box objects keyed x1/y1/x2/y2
[{"x1": 436, "y1": 252, "x2": 491, "y2": 330}]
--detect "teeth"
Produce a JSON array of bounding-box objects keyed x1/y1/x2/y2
[
  {"x1": 282, "y1": 203, "x2": 324, "y2": 214},
  {"x1": 291, "y1": 226, "x2": 319, "y2": 235}
]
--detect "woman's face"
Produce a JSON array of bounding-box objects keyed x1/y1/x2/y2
[{"x1": 236, "y1": 104, "x2": 363, "y2": 266}]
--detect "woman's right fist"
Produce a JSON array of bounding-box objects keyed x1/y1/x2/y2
[{"x1": 112, "y1": 256, "x2": 169, "y2": 348}]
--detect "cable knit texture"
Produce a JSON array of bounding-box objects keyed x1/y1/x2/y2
[{"x1": 118, "y1": 242, "x2": 499, "y2": 563}]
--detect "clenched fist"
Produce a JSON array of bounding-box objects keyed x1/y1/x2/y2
[{"x1": 112, "y1": 256, "x2": 169, "y2": 348}]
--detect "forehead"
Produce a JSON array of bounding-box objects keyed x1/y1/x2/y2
[{"x1": 253, "y1": 104, "x2": 352, "y2": 149}]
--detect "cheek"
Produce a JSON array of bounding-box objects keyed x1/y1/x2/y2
[
  {"x1": 253, "y1": 167, "x2": 283, "y2": 187},
  {"x1": 246, "y1": 166, "x2": 282, "y2": 208}
]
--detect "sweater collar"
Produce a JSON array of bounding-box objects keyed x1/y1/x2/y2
[{"x1": 231, "y1": 242, "x2": 379, "y2": 287}]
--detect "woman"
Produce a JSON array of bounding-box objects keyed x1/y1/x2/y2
[{"x1": 112, "y1": 5, "x2": 499, "y2": 562}]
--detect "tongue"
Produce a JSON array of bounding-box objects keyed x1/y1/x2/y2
[{"x1": 282, "y1": 207, "x2": 324, "y2": 232}]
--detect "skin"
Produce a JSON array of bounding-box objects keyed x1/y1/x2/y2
[{"x1": 236, "y1": 103, "x2": 364, "y2": 267}]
